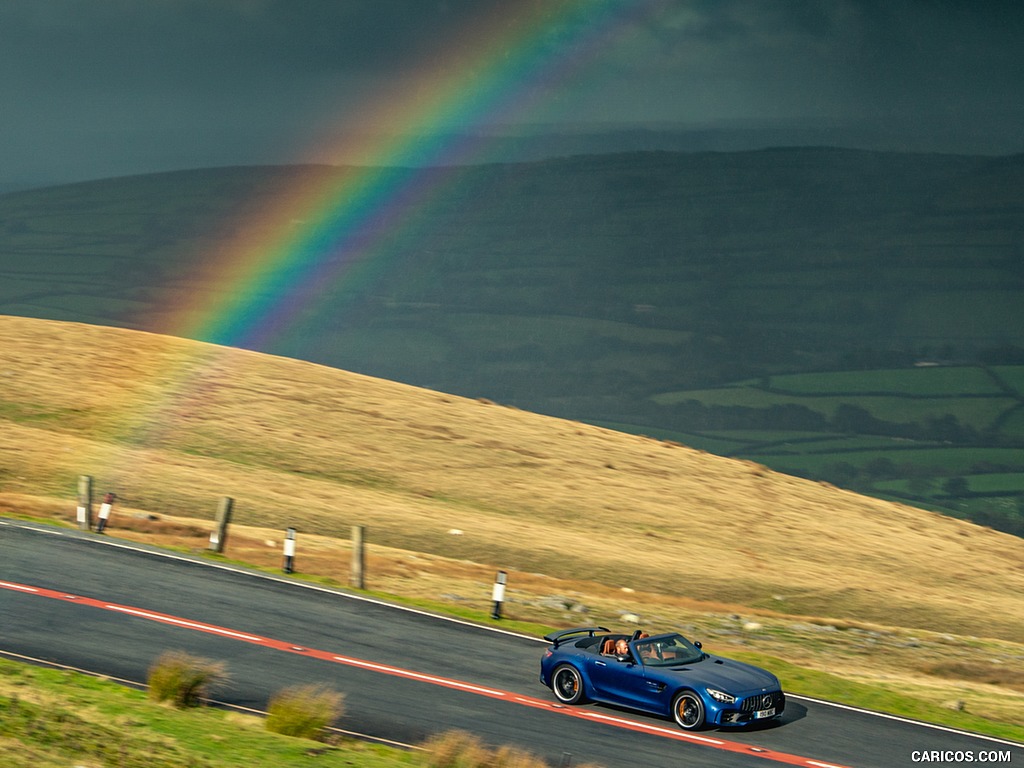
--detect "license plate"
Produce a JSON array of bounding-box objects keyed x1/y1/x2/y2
[{"x1": 753, "y1": 708, "x2": 776, "y2": 719}]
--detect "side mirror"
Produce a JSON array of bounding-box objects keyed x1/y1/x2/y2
[
  {"x1": 694, "y1": 641, "x2": 703, "y2": 649},
  {"x1": 616, "y1": 654, "x2": 632, "y2": 663}
]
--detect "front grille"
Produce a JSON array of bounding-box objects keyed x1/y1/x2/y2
[{"x1": 740, "y1": 691, "x2": 785, "y2": 713}]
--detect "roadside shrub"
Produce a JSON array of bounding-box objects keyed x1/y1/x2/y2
[
  {"x1": 147, "y1": 651, "x2": 227, "y2": 708},
  {"x1": 420, "y1": 729, "x2": 605, "y2": 768},
  {"x1": 491, "y1": 744, "x2": 557, "y2": 768},
  {"x1": 265, "y1": 684, "x2": 344, "y2": 740},
  {"x1": 421, "y1": 730, "x2": 493, "y2": 768}
]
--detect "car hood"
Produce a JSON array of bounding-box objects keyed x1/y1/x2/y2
[{"x1": 654, "y1": 655, "x2": 780, "y2": 695}]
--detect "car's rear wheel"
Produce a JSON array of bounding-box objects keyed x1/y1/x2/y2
[
  {"x1": 672, "y1": 690, "x2": 705, "y2": 730},
  {"x1": 551, "y1": 664, "x2": 586, "y2": 704}
]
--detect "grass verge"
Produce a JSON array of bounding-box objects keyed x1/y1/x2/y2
[{"x1": 0, "y1": 659, "x2": 415, "y2": 768}]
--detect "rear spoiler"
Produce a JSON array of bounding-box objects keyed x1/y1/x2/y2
[{"x1": 543, "y1": 626, "x2": 610, "y2": 648}]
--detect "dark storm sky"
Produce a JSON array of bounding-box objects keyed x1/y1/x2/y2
[{"x1": 2, "y1": 0, "x2": 1022, "y2": 187}]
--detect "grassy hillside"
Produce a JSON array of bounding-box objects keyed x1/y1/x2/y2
[
  {"x1": 0, "y1": 150, "x2": 1021, "y2": 529},
  {"x1": 2, "y1": 315, "x2": 1022, "y2": 642}
]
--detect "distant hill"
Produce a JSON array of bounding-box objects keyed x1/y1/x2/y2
[{"x1": 1, "y1": 149, "x2": 1022, "y2": 530}]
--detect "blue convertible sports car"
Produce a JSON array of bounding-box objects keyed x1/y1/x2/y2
[{"x1": 539, "y1": 627, "x2": 785, "y2": 730}]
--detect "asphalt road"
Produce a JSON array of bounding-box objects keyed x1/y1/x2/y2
[{"x1": 1, "y1": 519, "x2": 1020, "y2": 768}]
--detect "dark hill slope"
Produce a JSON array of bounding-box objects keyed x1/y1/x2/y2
[{"x1": 2, "y1": 150, "x2": 1020, "y2": 396}]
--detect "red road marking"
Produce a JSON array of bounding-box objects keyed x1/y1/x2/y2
[{"x1": 1, "y1": 580, "x2": 852, "y2": 768}]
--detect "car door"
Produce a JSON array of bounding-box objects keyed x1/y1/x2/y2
[{"x1": 586, "y1": 653, "x2": 656, "y2": 711}]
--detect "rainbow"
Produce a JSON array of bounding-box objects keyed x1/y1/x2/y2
[
  {"x1": 163, "y1": 0, "x2": 661, "y2": 352},
  {"x1": 105, "y1": 0, "x2": 665, "y2": 461}
]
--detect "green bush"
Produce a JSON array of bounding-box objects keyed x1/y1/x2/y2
[
  {"x1": 265, "y1": 684, "x2": 344, "y2": 740},
  {"x1": 147, "y1": 650, "x2": 227, "y2": 708}
]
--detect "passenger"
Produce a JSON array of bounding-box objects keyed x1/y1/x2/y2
[
  {"x1": 636, "y1": 633, "x2": 657, "y2": 661},
  {"x1": 614, "y1": 638, "x2": 630, "y2": 657}
]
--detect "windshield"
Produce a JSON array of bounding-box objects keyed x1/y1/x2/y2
[{"x1": 634, "y1": 634, "x2": 705, "y2": 667}]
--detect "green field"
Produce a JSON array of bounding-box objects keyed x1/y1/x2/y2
[
  {"x1": 633, "y1": 365, "x2": 1024, "y2": 534},
  {"x1": 762, "y1": 367, "x2": 1007, "y2": 395},
  {"x1": 875, "y1": 472, "x2": 1024, "y2": 495}
]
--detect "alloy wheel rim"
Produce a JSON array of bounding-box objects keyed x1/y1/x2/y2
[
  {"x1": 557, "y1": 670, "x2": 577, "y2": 698},
  {"x1": 677, "y1": 696, "x2": 699, "y2": 726}
]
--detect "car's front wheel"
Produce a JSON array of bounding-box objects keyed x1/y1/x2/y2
[
  {"x1": 672, "y1": 690, "x2": 706, "y2": 730},
  {"x1": 551, "y1": 664, "x2": 586, "y2": 704}
]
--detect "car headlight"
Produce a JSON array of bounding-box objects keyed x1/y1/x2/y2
[{"x1": 706, "y1": 688, "x2": 736, "y2": 704}]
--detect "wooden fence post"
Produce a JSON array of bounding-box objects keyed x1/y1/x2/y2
[
  {"x1": 209, "y1": 496, "x2": 233, "y2": 553},
  {"x1": 76, "y1": 475, "x2": 93, "y2": 531},
  {"x1": 350, "y1": 525, "x2": 365, "y2": 589}
]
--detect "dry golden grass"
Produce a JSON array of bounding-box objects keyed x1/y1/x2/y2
[
  {"x1": 420, "y1": 730, "x2": 598, "y2": 768},
  {"x1": 2, "y1": 316, "x2": 1023, "y2": 653}
]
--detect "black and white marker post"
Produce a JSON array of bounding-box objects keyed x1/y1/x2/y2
[
  {"x1": 96, "y1": 492, "x2": 116, "y2": 533},
  {"x1": 490, "y1": 570, "x2": 508, "y2": 620},
  {"x1": 282, "y1": 527, "x2": 297, "y2": 574}
]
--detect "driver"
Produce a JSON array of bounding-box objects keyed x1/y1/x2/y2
[{"x1": 614, "y1": 638, "x2": 630, "y2": 657}]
